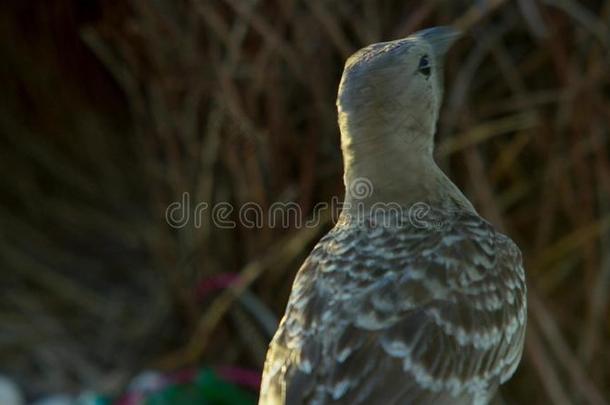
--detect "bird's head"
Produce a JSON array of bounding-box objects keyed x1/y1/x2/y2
[{"x1": 337, "y1": 27, "x2": 460, "y2": 158}]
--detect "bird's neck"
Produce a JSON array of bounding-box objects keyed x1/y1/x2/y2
[{"x1": 340, "y1": 123, "x2": 475, "y2": 216}]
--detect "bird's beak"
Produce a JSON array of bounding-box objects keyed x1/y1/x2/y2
[{"x1": 417, "y1": 26, "x2": 462, "y2": 59}]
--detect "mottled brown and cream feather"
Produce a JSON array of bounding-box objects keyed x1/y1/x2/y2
[{"x1": 260, "y1": 210, "x2": 526, "y2": 404}]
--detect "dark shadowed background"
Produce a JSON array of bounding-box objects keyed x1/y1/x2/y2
[{"x1": 1, "y1": 0, "x2": 609, "y2": 403}]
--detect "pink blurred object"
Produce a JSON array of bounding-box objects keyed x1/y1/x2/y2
[
  {"x1": 216, "y1": 366, "x2": 261, "y2": 391},
  {"x1": 196, "y1": 273, "x2": 239, "y2": 301}
]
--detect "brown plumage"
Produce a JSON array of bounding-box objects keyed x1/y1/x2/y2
[{"x1": 260, "y1": 27, "x2": 527, "y2": 405}]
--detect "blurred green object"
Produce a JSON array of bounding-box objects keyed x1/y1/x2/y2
[
  {"x1": 145, "y1": 368, "x2": 256, "y2": 405},
  {"x1": 76, "y1": 392, "x2": 111, "y2": 405}
]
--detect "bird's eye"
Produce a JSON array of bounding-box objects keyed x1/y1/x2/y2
[{"x1": 418, "y1": 55, "x2": 431, "y2": 77}]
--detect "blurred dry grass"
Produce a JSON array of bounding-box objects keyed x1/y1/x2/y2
[{"x1": 1, "y1": 0, "x2": 610, "y2": 403}]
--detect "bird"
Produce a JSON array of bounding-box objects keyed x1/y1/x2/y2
[{"x1": 259, "y1": 26, "x2": 527, "y2": 405}]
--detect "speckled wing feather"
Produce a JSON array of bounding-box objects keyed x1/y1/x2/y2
[{"x1": 259, "y1": 208, "x2": 526, "y2": 405}]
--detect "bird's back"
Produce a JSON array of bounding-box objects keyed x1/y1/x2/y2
[{"x1": 259, "y1": 208, "x2": 526, "y2": 405}]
